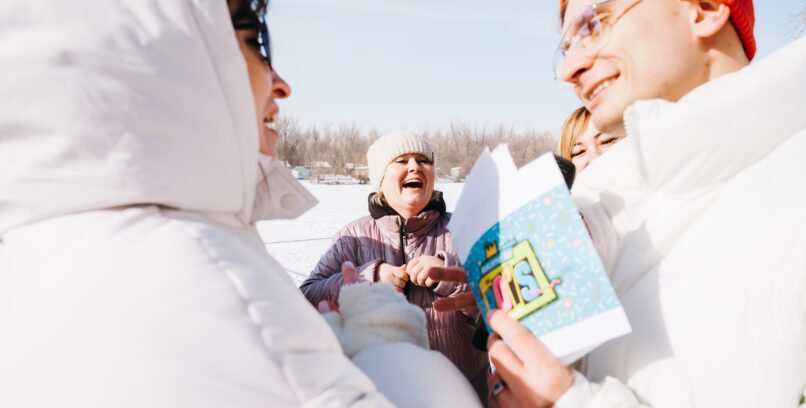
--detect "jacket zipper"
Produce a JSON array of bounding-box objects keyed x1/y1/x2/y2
[
  {"x1": 399, "y1": 217, "x2": 410, "y2": 297},
  {"x1": 399, "y1": 217, "x2": 408, "y2": 263}
]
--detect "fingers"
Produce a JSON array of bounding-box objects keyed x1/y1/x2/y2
[
  {"x1": 317, "y1": 300, "x2": 338, "y2": 313},
  {"x1": 395, "y1": 264, "x2": 408, "y2": 278},
  {"x1": 392, "y1": 265, "x2": 408, "y2": 291},
  {"x1": 434, "y1": 292, "x2": 477, "y2": 312},
  {"x1": 489, "y1": 372, "x2": 520, "y2": 408},
  {"x1": 488, "y1": 333, "x2": 554, "y2": 407},
  {"x1": 406, "y1": 260, "x2": 436, "y2": 287},
  {"x1": 341, "y1": 261, "x2": 359, "y2": 285},
  {"x1": 488, "y1": 310, "x2": 553, "y2": 370},
  {"x1": 393, "y1": 277, "x2": 407, "y2": 291},
  {"x1": 424, "y1": 277, "x2": 436, "y2": 288},
  {"x1": 408, "y1": 261, "x2": 430, "y2": 286},
  {"x1": 487, "y1": 332, "x2": 529, "y2": 382},
  {"x1": 487, "y1": 310, "x2": 573, "y2": 406},
  {"x1": 404, "y1": 261, "x2": 423, "y2": 284},
  {"x1": 428, "y1": 266, "x2": 468, "y2": 284},
  {"x1": 491, "y1": 385, "x2": 519, "y2": 408}
]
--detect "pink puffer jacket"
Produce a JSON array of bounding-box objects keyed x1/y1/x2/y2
[{"x1": 300, "y1": 192, "x2": 489, "y2": 403}]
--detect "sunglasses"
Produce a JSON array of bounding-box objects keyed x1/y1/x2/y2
[
  {"x1": 233, "y1": 15, "x2": 273, "y2": 70},
  {"x1": 553, "y1": 0, "x2": 643, "y2": 79}
]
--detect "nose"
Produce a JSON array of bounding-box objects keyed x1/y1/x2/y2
[
  {"x1": 271, "y1": 69, "x2": 291, "y2": 99},
  {"x1": 558, "y1": 49, "x2": 595, "y2": 84},
  {"x1": 406, "y1": 157, "x2": 421, "y2": 171}
]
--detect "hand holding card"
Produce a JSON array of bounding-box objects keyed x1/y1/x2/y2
[{"x1": 447, "y1": 147, "x2": 631, "y2": 365}]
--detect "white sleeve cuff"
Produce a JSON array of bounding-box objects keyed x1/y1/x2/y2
[
  {"x1": 554, "y1": 371, "x2": 643, "y2": 408},
  {"x1": 554, "y1": 370, "x2": 596, "y2": 408}
]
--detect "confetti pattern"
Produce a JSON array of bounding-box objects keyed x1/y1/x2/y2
[{"x1": 464, "y1": 185, "x2": 620, "y2": 337}]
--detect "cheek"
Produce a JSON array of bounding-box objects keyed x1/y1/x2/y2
[
  {"x1": 243, "y1": 54, "x2": 272, "y2": 113},
  {"x1": 616, "y1": 18, "x2": 694, "y2": 99},
  {"x1": 381, "y1": 167, "x2": 401, "y2": 192},
  {"x1": 385, "y1": 166, "x2": 402, "y2": 183},
  {"x1": 572, "y1": 156, "x2": 587, "y2": 172},
  {"x1": 249, "y1": 72, "x2": 271, "y2": 109}
]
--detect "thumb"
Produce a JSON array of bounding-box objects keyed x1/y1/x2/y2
[
  {"x1": 396, "y1": 264, "x2": 408, "y2": 278},
  {"x1": 341, "y1": 261, "x2": 359, "y2": 285}
]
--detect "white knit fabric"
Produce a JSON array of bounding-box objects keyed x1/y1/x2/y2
[
  {"x1": 322, "y1": 282, "x2": 429, "y2": 357},
  {"x1": 322, "y1": 281, "x2": 482, "y2": 407},
  {"x1": 367, "y1": 130, "x2": 435, "y2": 190}
]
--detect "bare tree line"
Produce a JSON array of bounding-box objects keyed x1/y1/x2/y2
[{"x1": 275, "y1": 115, "x2": 557, "y2": 182}]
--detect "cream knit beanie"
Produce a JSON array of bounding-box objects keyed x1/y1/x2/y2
[{"x1": 367, "y1": 130, "x2": 435, "y2": 191}]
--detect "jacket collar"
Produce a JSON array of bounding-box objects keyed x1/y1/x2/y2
[{"x1": 368, "y1": 191, "x2": 446, "y2": 236}]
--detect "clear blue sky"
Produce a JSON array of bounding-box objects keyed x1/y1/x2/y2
[{"x1": 268, "y1": 0, "x2": 805, "y2": 135}]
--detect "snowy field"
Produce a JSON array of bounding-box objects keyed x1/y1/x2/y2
[{"x1": 257, "y1": 182, "x2": 465, "y2": 285}]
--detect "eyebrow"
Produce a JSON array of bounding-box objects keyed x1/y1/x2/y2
[{"x1": 592, "y1": 132, "x2": 604, "y2": 139}]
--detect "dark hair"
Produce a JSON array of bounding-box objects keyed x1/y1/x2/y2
[{"x1": 228, "y1": 0, "x2": 268, "y2": 23}]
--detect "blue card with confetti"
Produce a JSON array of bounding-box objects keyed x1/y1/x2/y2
[{"x1": 449, "y1": 148, "x2": 630, "y2": 364}]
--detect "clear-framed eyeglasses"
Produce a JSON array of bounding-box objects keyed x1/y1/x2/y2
[{"x1": 553, "y1": 0, "x2": 644, "y2": 79}]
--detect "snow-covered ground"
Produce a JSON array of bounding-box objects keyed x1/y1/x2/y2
[{"x1": 257, "y1": 181, "x2": 465, "y2": 285}]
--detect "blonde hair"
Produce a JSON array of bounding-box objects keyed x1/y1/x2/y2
[
  {"x1": 557, "y1": 106, "x2": 591, "y2": 160},
  {"x1": 371, "y1": 191, "x2": 386, "y2": 207}
]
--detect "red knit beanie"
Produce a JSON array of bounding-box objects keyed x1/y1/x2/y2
[
  {"x1": 720, "y1": 0, "x2": 756, "y2": 60},
  {"x1": 559, "y1": 0, "x2": 756, "y2": 60}
]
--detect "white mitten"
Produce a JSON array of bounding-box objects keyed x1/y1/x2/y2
[
  {"x1": 322, "y1": 282, "x2": 428, "y2": 357},
  {"x1": 323, "y1": 282, "x2": 481, "y2": 407}
]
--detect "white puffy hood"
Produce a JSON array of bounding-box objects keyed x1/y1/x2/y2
[{"x1": 0, "y1": 0, "x2": 261, "y2": 235}]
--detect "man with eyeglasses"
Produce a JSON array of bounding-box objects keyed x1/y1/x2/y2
[{"x1": 479, "y1": 0, "x2": 806, "y2": 407}]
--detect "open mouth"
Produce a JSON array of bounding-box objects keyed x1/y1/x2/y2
[
  {"x1": 402, "y1": 179, "x2": 423, "y2": 189},
  {"x1": 585, "y1": 75, "x2": 619, "y2": 104},
  {"x1": 263, "y1": 116, "x2": 275, "y2": 130}
]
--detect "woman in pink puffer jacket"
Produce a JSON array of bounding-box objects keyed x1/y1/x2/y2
[{"x1": 301, "y1": 130, "x2": 489, "y2": 404}]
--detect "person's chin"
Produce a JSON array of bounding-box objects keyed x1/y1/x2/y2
[
  {"x1": 591, "y1": 101, "x2": 628, "y2": 135},
  {"x1": 259, "y1": 126, "x2": 279, "y2": 156},
  {"x1": 400, "y1": 195, "x2": 426, "y2": 209}
]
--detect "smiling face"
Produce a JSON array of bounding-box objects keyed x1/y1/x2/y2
[
  {"x1": 559, "y1": 0, "x2": 708, "y2": 135},
  {"x1": 570, "y1": 120, "x2": 624, "y2": 172},
  {"x1": 380, "y1": 153, "x2": 436, "y2": 219},
  {"x1": 230, "y1": 7, "x2": 291, "y2": 156}
]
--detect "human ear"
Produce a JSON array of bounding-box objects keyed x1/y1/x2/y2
[{"x1": 687, "y1": 0, "x2": 732, "y2": 39}]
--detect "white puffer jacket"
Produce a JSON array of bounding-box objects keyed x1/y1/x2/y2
[
  {"x1": 0, "y1": 1, "x2": 475, "y2": 407},
  {"x1": 557, "y1": 37, "x2": 806, "y2": 407}
]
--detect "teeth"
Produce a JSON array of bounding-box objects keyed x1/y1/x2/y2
[
  {"x1": 590, "y1": 80, "x2": 612, "y2": 99},
  {"x1": 264, "y1": 119, "x2": 275, "y2": 130}
]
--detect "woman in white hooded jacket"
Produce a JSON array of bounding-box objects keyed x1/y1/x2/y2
[{"x1": 0, "y1": 1, "x2": 479, "y2": 407}]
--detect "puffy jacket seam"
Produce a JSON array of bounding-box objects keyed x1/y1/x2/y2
[{"x1": 160, "y1": 212, "x2": 303, "y2": 405}]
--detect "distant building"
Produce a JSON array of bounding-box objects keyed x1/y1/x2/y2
[
  {"x1": 292, "y1": 166, "x2": 312, "y2": 180},
  {"x1": 310, "y1": 161, "x2": 332, "y2": 169},
  {"x1": 345, "y1": 162, "x2": 369, "y2": 181},
  {"x1": 449, "y1": 166, "x2": 462, "y2": 179}
]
